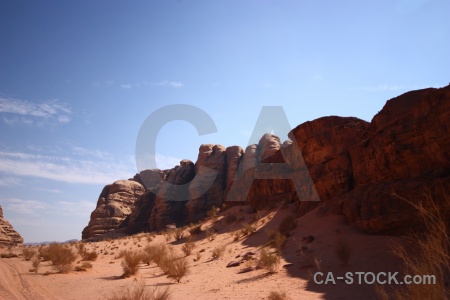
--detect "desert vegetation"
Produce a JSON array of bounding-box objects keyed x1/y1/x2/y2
[{"x1": 107, "y1": 278, "x2": 171, "y2": 300}]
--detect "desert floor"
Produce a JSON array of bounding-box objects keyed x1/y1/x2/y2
[{"x1": 0, "y1": 204, "x2": 404, "y2": 300}]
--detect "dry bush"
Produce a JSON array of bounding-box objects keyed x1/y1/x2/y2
[
  {"x1": 75, "y1": 261, "x2": 93, "y2": 272},
  {"x1": 259, "y1": 248, "x2": 280, "y2": 273},
  {"x1": 107, "y1": 278, "x2": 171, "y2": 300},
  {"x1": 171, "y1": 228, "x2": 184, "y2": 241},
  {"x1": 376, "y1": 187, "x2": 450, "y2": 300},
  {"x1": 22, "y1": 247, "x2": 37, "y2": 261},
  {"x1": 334, "y1": 238, "x2": 352, "y2": 266},
  {"x1": 211, "y1": 245, "x2": 226, "y2": 259},
  {"x1": 278, "y1": 215, "x2": 296, "y2": 236},
  {"x1": 240, "y1": 223, "x2": 257, "y2": 236},
  {"x1": 121, "y1": 251, "x2": 141, "y2": 277},
  {"x1": 206, "y1": 228, "x2": 216, "y2": 242},
  {"x1": 0, "y1": 252, "x2": 18, "y2": 258},
  {"x1": 268, "y1": 290, "x2": 288, "y2": 300},
  {"x1": 207, "y1": 206, "x2": 218, "y2": 220},
  {"x1": 166, "y1": 257, "x2": 189, "y2": 283},
  {"x1": 188, "y1": 224, "x2": 202, "y2": 236},
  {"x1": 273, "y1": 233, "x2": 287, "y2": 250},
  {"x1": 45, "y1": 243, "x2": 77, "y2": 273},
  {"x1": 142, "y1": 244, "x2": 167, "y2": 266},
  {"x1": 80, "y1": 249, "x2": 98, "y2": 261},
  {"x1": 181, "y1": 241, "x2": 195, "y2": 256},
  {"x1": 31, "y1": 257, "x2": 41, "y2": 274},
  {"x1": 224, "y1": 214, "x2": 237, "y2": 224}
]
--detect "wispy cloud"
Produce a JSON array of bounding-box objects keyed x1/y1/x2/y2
[
  {"x1": 120, "y1": 84, "x2": 132, "y2": 89},
  {"x1": 0, "y1": 151, "x2": 135, "y2": 185},
  {"x1": 0, "y1": 176, "x2": 22, "y2": 186},
  {"x1": 72, "y1": 146, "x2": 112, "y2": 160},
  {"x1": 154, "y1": 153, "x2": 183, "y2": 170},
  {"x1": 152, "y1": 81, "x2": 185, "y2": 88},
  {"x1": 33, "y1": 187, "x2": 62, "y2": 193},
  {"x1": 4, "y1": 198, "x2": 95, "y2": 217},
  {"x1": 0, "y1": 97, "x2": 71, "y2": 124}
]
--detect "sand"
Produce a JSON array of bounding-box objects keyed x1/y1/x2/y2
[{"x1": 0, "y1": 204, "x2": 404, "y2": 300}]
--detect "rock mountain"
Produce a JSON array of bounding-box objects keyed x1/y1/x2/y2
[
  {"x1": 0, "y1": 205, "x2": 24, "y2": 246},
  {"x1": 83, "y1": 86, "x2": 450, "y2": 239}
]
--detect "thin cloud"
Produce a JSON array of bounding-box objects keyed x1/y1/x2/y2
[
  {"x1": 120, "y1": 84, "x2": 132, "y2": 89},
  {"x1": 33, "y1": 187, "x2": 62, "y2": 193},
  {"x1": 0, "y1": 97, "x2": 71, "y2": 124},
  {"x1": 0, "y1": 151, "x2": 135, "y2": 185},
  {"x1": 0, "y1": 176, "x2": 22, "y2": 186},
  {"x1": 152, "y1": 81, "x2": 185, "y2": 88},
  {"x1": 4, "y1": 197, "x2": 94, "y2": 217}
]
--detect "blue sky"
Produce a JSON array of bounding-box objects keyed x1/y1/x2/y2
[{"x1": 0, "y1": 0, "x2": 448, "y2": 243}]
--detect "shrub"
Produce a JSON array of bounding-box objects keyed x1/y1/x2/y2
[
  {"x1": 211, "y1": 245, "x2": 226, "y2": 259},
  {"x1": 375, "y1": 187, "x2": 450, "y2": 300},
  {"x1": 171, "y1": 228, "x2": 184, "y2": 241},
  {"x1": 268, "y1": 290, "x2": 288, "y2": 300},
  {"x1": 273, "y1": 233, "x2": 287, "y2": 250},
  {"x1": 31, "y1": 257, "x2": 41, "y2": 274},
  {"x1": 45, "y1": 243, "x2": 77, "y2": 273},
  {"x1": 206, "y1": 228, "x2": 216, "y2": 242},
  {"x1": 334, "y1": 238, "x2": 352, "y2": 266},
  {"x1": 278, "y1": 215, "x2": 296, "y2": 236},
  {"x1": 259, "y1": 248, "x2": 280, "y2": 273},
  {"x1": 22, "y1": 248, "x2": 37, "y2": 261},
  {"x1": 241, "y1": 223, "x2": 257, "y2": 236},
  {"x1": 142, "y1": 244, "x2": 167, "y2": 266},
  {"x1": 80, "y1": 249, "x2": 98, "y2": 261},
  {"x1": 166, "y1": 257, "x2": 189, "y2": 283},
  {"x1": 0, "y1": 252, "x2": 18, "y2": 258},
  {"x1": 181, "y1": 241, "x2": 195, "y2": 256},
  {"x1": 75, "y1": 261, "x2": 93, "y2": 272},
  {"x1": 188, "y1": 224, "x2": 202, "y2": 236},
  {"x1": 121, "y1": 251, "x2": 141, "y2": 277},
  {"x1": 107, "y1": 278, "x2": 171, "y2": 300}
]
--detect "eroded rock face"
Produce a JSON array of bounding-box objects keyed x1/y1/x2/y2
[
  {"x1": 82, "y1": 180, "x2": 145, "y2": 239},
  {"x1": 149, "y1": 159, "x2": 196, "y2": 230},
  {"x1": 186, "y1": 145, "x2": 227, "y2": 222},
  {"x1": 0, "y1": 205, "x2": 24, "y2": 246},
  {"x1": 83, "y1": 86, "x2": 450, "y2": 238}
]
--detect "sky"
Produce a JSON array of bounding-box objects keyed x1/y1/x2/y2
[{"x1": 0, "y1": 0, "x2": 449, "y2": 243}]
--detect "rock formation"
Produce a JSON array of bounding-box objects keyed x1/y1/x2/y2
[
  {"x1": 0, "y1": 205, "x2": 24, "y2": 246},
  {"x1": 82, "y1": 180, "x2": 145, "y2": 239},
  {"x1": 82, "y1": 85, "x2": 450, "y2": 239}
]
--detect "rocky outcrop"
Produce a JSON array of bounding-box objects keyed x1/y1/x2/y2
[
  {"x1": 0, "y1": 205, "x2": 24, "y2": 246},
  {"x1": 186, "y1": 145, "x2": 227, "y2": 222},
  {"x1": 149, "y1": 159, "x2": 196, "y2": 230},
  {"x1": 82, "y1": 180, "x2": 145, "y2": 239},
  {"x1": 83, "y1": 85, "x2": 450, "y2": 238},
  {"x1": 340, "y1": 86, "x2": 450, "y2": 232}
]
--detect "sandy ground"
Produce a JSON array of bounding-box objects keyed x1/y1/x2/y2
[{"x1": 0, "y1": 204, "x2": 404, "y2": 300}]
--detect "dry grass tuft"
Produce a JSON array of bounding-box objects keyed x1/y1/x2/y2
[
  {"x1": 171, "y1": 228, "x2": 184, "y2": 241},
  {"x1": 211, "y1": 245, "x2": 226, "y2": 259},
  {"x1": 181, "y1": 241, "x2": 195, "y2": 256},
  {"x1": 166, "y1": 257, "x2": 189, "y2": 283},
  {"x1": 22, "y1": 247, "x2": 37, "y2": 261},
  {"x1": 188, "y1": 224, "x2": 202, "y2": 236},
  {"x1": 43, "y1": 243, "x2": 77, "y2": 273},
  {"x1": 75, "y1": 261, "x2": 93, "y2": 272},
  {"x1": 121, "y1": 251, "x2": 141, "y2": 277},
  {"x1": 376, "y1": 187, "x2": 450, "y2": 300},
  {"x1": 31, "y1": 257, "x2": 41, "y2": 274},
  {"x1": 107, "y1": 278, "x2": 171, "y2": 300},
  {"x1": 259, "y1": 248, "x2": 280, "y2": 273},
  {"x1": 268, "y1": 290, "x2": 288, "y2": 300}
]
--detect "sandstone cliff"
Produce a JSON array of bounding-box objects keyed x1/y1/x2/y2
[
  {"x1": 0, "y1": 205, "x2": 24, "y2": 246},
  {"x1": 82, "y1": 85, "x2": 450, "y2": 239}
]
